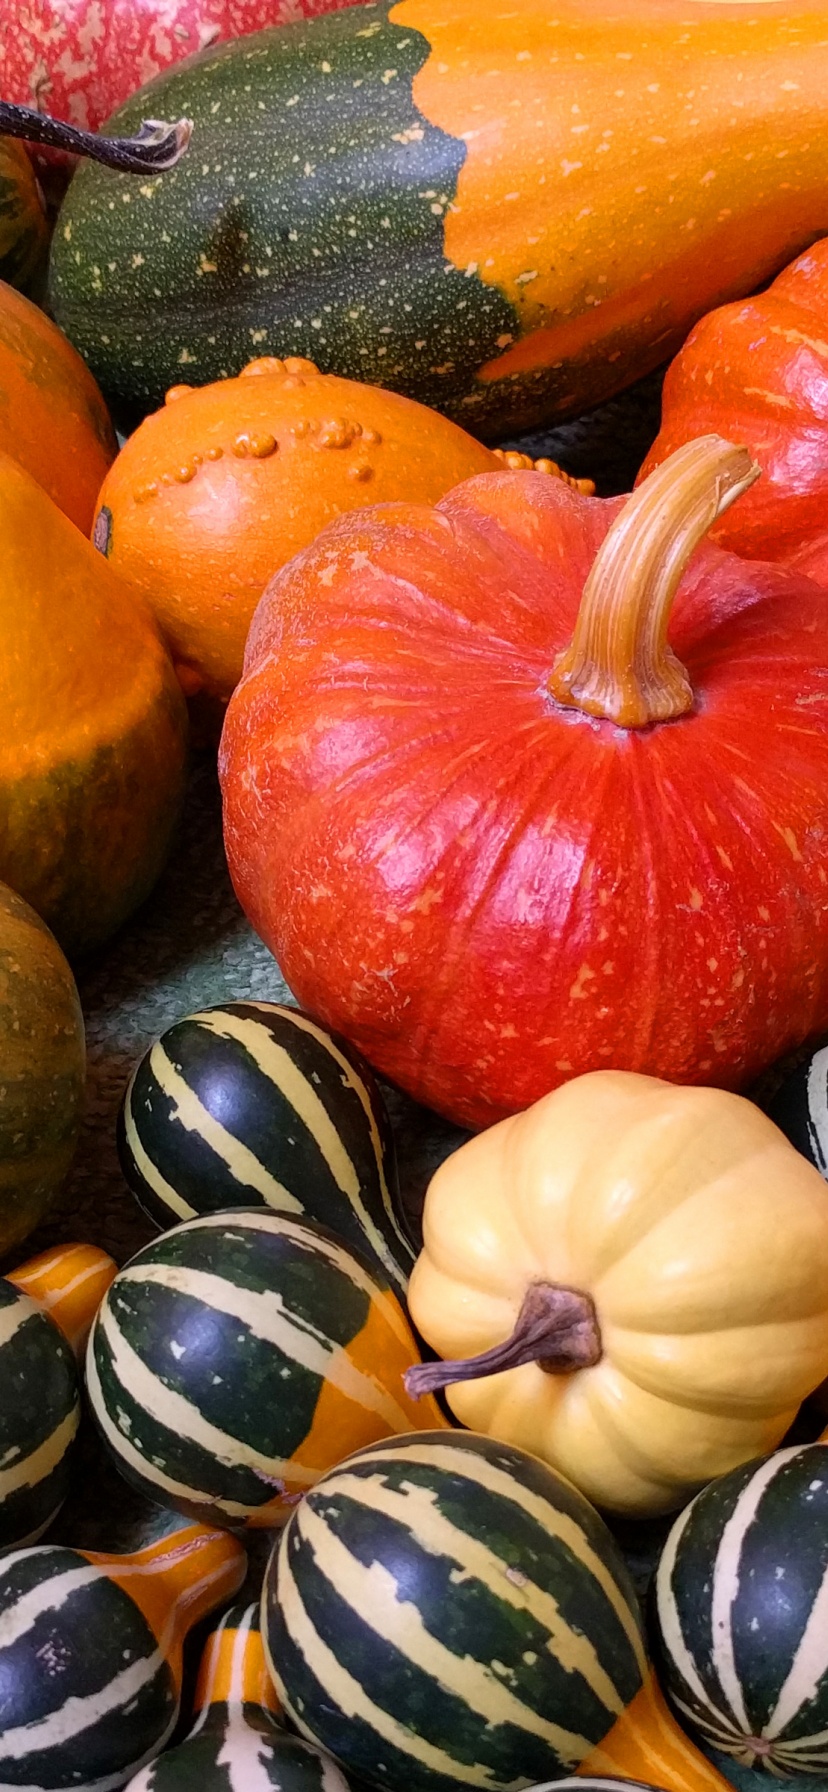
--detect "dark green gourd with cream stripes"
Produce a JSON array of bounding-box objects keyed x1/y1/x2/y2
[
  {"x1": 118, "y1": 1001, "x2": 412, "y2": 1295},
  {"x1": 263, "y1": 1430, "x2": 650, "y2": 1792},
  {"x1": 653, "y1": 1441, "x2": 828, "y2": 1775},
  {"x1": 86, "y1": 1210, "x2": 441, "y2": 1529},
  {"x1": 0, "y1": 1279, "x2": 79, "y2": 1548}
]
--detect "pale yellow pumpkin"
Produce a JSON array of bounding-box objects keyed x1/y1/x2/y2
[{"x1": 406, "y1": 1070, "x2": 828, "y2": 1517}]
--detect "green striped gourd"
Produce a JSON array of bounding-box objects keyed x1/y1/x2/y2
[
  {"x1": 126, "y1": 1599, "x2": 361, "y2": 1791},
  {"x1": 0, "y1": 1521, "x2": 246, "y2": 1791},
  {"x1": 262, "y1": 1430, "x2": 730, "y2": 1792},
  {"x1": 86, "y1": 1209, "x2": 447, "y2": 1530},
  {"x1": 653, "y1": 1440, "x2": 828, "y2": 1776},
  {"x1": 0, "y1": 1241, "x2": 116, "y2": 1549},
  {"x1": 117, "y1": 1001, "x2": 412, "y2": 1296}
]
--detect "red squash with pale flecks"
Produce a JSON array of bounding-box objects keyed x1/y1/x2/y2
[
  {"x1": 220, "y1": 438, "x2": 828, "y2": 1130},
  {"x1": 639, "y1": 237, "x2": 828, "y2": 572}
]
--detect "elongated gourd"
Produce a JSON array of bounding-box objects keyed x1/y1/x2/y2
[
  {"x1": 45, "y1": 0, "x2": 828, "y2": 433},
  {"x1": 0, "y1": 1522, "x2": 247, "y2": 1789}
]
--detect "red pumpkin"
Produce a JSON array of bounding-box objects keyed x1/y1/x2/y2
[
  {"x1": 0, "y1": 0, "x2": 360, "y2": 148},
  {"x1": 639, "y1": 237, "x2": 828, "y2": 571},
  {"x1": 220, "y1": 437, "x2": 828, "y2": 1129}
]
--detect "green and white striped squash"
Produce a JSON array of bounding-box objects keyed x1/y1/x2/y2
[
  {"x1": 653, "y1": 1440, "x2": 828, "y2": 1775},
  {"x1": 86, "y1": 1208, "x2": 446, "y2": 1530},
  {"x1": 117, "y1": 1001, "x2": 413, "y2": 1297},
  {"x1": 0, "y1": 1277, "x2": 79, "y2": 1548},
  {"x1": 262, "y1": 1429, "x2": 652, "y2": 1792}
]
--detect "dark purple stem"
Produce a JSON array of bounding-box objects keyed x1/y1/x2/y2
[
  {"x1": 405, "y1": 1281, "x2": 602, "y2": 1399},
  {"x1": 0, "y1": 103, "x2": 192, "y2": 172}
]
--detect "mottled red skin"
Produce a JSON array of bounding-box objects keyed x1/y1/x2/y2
[
  {"x1": 639, "y1": 237, "x2": 828, "y2": 573},
  {"x1": 0, "y1": 0, "x2": 361, "y2": 141},
  {"x1": 219, "y1": 471, "x2": 828, "y2": 1130}
]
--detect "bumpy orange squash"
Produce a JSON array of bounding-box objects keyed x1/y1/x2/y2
[
  {"x1": 93, "y1": 357, "x2": 588, "y2": 700},
  {"x1": 0, "y1": 278, "x2": 115, "y2": 531},
  {"x1": 0, "y1": 453, "x2": 188, "y2": 956}
]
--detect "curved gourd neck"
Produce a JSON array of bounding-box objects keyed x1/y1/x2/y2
[
  {"x1": 81, "y1": 1525, "x2": 247, "y2": 1695},
  {"x1": 188, "y1": 1603, "x2": 282, "y2": 1736},
  {"x1": 548, "y1": 436, "x2": 760, "y2": 729},
  {"x1": 6, "y1": 1243, "x2": 117, "y2": 1358}
]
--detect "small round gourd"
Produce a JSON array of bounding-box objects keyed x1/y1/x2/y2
[
  {"x1": 86, "y1": 1208, "x2": 446, "y2": 1529},
  {"x1": 0, "y1": 1521, "x2": 246, "y2": 1790},
  {"x1": 764, "y1": 1042, "x2": 828, "y2": 1178},
  {"x1": 126, "y1": 1599, "x2": 363, "y2": 1791},
  {"x1": 653, "y1": 1440, "x2": 828, "y2": 1775},
  {"x1": 263, "y1": 1429, "x2": 729, "y2": 1792},
  {"x1": 117, "y1": 1000, "x2": 412, "y2": 1295},
  {"x1": 0, "y1": 1241, "x2": 116, "y2": 1548}
]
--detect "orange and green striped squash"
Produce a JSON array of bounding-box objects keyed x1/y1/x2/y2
[{"x1": 0, "y1": 137, "x2": 49, "y2": 297}]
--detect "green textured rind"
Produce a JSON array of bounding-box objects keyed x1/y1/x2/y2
[
  {"x1": 0, "y1": 677, "x2": 189, "y2": 960},
  {"x1": 263, "y1": 1430, "x2": 647, "y2": 1792},
  {"x1": 0, "y1": 881, "x2": 86, "y2": 1253},
  {"x1": 134, "y1": 1723, "x2": 357, "y2": 1791},
  {"x1": 652, "y1": 1442, "x2": 828, "y2": 1775},
  {"x1": 0, "y1": 1283, "x2": 79, "y2": 1547},
  {"x1": 117, "y1": 1000, "x2": 412, "y2": 1294},
  {"x1": 48, "y1": 2, "x2": 518, "y2": 425},
  {"x1": 0, "y1": 1544, "x2": 178, "y2": 1790},
  {"x1": 86, "y1": 1210, "x2": 396, "y2": 1528}
]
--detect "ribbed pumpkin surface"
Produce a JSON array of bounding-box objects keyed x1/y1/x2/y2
[
  {"x1": 653, "y1": 1441, "x2": 828, "y2": 1775},
  {"x1": 117, "y1": 1001, "x2": 412, "y2": 1296},
  {"x1": 87, "y1": 1210, "x2": 443, "y2": 1528},
  {"x1": 0, "y1": 1281, "x2": 79, "y2": 1549},
  {"x1": 0, "y1": 1545, "x2": 178, "y2": 1789},
  {"x1": 263, "y1": 1430, "x2": 648, "y2": 1792}
]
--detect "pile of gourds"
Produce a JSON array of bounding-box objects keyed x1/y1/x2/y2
[{"x1": 4, "y1": 4, "x2": 828, "y2": 1790}]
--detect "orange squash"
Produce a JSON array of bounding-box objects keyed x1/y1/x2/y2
[
  {"x1": 0, "y1": 452, "x2": 188, "y2": 956},
  {"x1": 94, "y1": 357, "x2": 590, "y2": 701},
  {"x1": 0, "y1": 278, "x2": 115, "y2": 531}
]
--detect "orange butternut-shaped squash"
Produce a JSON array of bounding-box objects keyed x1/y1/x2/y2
[
  {"x1": 93, "y1": 357, "x2": 587, "y2": 699},
  {"x1": 0, "y1": 278, "x2": 115, "y2": 530},
  {"x1": 0, "y1": 453, "x2": 188, "y2": 955}
]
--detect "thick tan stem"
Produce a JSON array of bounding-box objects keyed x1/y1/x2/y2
[
  {"x1": 548, "y1": 435, "x2": 760, "y2": 728},
  {"x1": 404, "y1": 1281, "x2": 602, "y2": 1399}
]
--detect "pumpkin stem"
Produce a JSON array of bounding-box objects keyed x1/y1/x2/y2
[
  {"x1": 0, "y1": 103, "x2": 192, "y2": 172},
  {"x1": 404, "y1": 1280, "x2": 601, "y2": 1399},
  {"x1": 548, "y1": 435, "x2": 760, "y2": 728}
]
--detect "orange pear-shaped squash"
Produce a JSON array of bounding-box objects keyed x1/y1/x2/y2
[
  {"x1": 0, "y1": 278, "x2": 115, "y2": 529},
  {"x1": 0, "y1": 452, "x2": 188, "y2": 955}
]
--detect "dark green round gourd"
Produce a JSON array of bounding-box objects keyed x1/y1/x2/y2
[
  {"x1": 0, "y1": 880, "x2": 86, "y2": 1256},
  {"x1": 117, "y1": 1001, "x2": 412, "y2": 1297},
  {"x1": 262, "y1": 1429, "x2": 653, "y2": 1792},
  {"x1": 0, "y1": 1278, "x2": 79, "y2": 1547},
  {"x1": 652, "y1": 1441, "x2": 828, "y2": 1776},
  {"x1": 86, "y1": 1208, "x2": 440, "y2": 1530}
]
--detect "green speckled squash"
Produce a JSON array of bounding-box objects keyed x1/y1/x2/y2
[
  {"x1": 0, "y1": 880, "x2": 85, "y2": 1254},
  {"x1": 0, "y1": 138, "x2": 49, "y2": 295},
  {"x1": 117, "y1": 1001, "x2": 413, "y2": 1296}
]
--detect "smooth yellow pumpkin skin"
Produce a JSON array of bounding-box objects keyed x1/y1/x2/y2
[{"x1": 408, "y1": 1070, "x2": 828, "y2": 1517}]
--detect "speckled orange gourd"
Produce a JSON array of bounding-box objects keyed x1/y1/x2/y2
[
  {"x1": 0, "y1": 452, "x2": 188, "y2": 957},
  {"x1": 93, "y1": 357, "x2": 589, "y2": 700},
  {"x1": 0, "y1": 278, "x2": 115, "y2": 531}
]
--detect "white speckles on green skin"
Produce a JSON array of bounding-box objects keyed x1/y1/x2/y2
[{"x1": 48, "y1": 0, "x2": 517, "y2": 423}]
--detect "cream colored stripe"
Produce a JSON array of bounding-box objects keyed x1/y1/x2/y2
[
  {"x1": 123, "y1": 1098, "x2": 194, "y2": 1221},
  {"x1": 317, "y1": 1469, "x2": 621, "y2": 1714},
  {"x1": 711, "y1": 1449, "x2": 799, "y2": 1734},
  {"x1": 119, "y1": 1261, "x2": 414, "y2": 1432},
  {"x1": 198, "y1": 1010, "x2": 406, "y2": 1286},
  {"x1": 32, "y1": 1261, "x2": 110, "y2": 1315},
  {"x1": 86, "y1": 1330, "x2": 315, "y2": 1519},
  {"x1": 0, "y1": 1406, "x2": 78, "y2": 1498},
  {"x1": 189, "y1": 1608, "x2": 234, "y2": 1737},
  {"x1": 352, "y1": 1441, "x2": 647, "y2": 1673},
  {"x1": 0, "y1": 1561, "x2": 100, "y2": 1651},
  {"x1": 230, "y1": 1605, "x2": 256, "y2": 1707},
  {"x1": 8, "y1": 1711, "x2": 179, "y2": 1792},
  {"x1": 218, "y1": 1727, "x2": 278, "y2": 1792},
  {"x1": 150, "y1": 1042, "x2": 305, "y2": 1212},
  {"x1": 249, "y1": 1006, "x2": 413, "y2": 1263},
  {"x1": 277, "y1": 1539, "x2": 568, "y2": 1786},
  {"x1": 766, "y1": 1552, "x2": 828, "y2": 1738},
  {"x1": 95, "y1": 1299, "x2": 314, "y2": 1485},
  {"x1": 654, "y1": 1495, "x2": 733, "y2": 1725},
  {"x1": 0, "y1": 1645, "x2": 165, "y2": 1762},
  {"x1": 165, "y1": 1210, "x2": 413, "y2": 1347},
  {"x1": 297, "y1": 1500, "x2": 591, "y2": 1759},
  {"x1": 0, "y1": 1300, "x2": 33, "y2": 1349}
]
